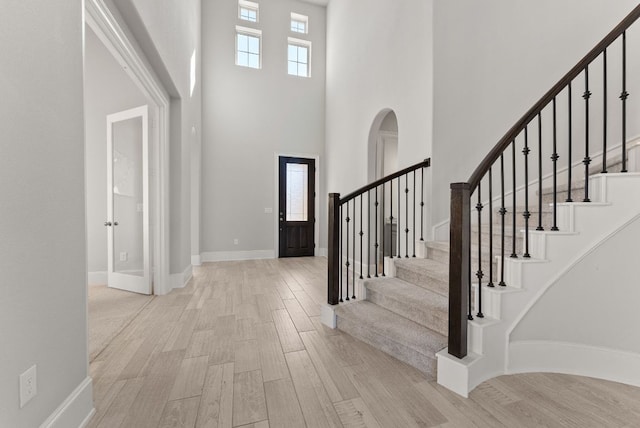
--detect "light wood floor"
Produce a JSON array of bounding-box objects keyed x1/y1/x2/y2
[{"x1": 88, "y1": 257, "x2": 640, "y2": 428}]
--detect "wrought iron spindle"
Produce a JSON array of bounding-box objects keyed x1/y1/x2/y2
[
  {"x1": 420, "y1": 168, "x2": 424, "y2": 241},
  {"x1": 537, "y1": 113, "x2": 544, "y2": 231},
  {"x1": 488, "y1": 167, "x2": 494, "y2": 287},
  {"x1": 382, "y1": 183, "x2": 386, "y2": 276},
  {"x1": 405, "y1": 174, "x2": 409, "y2": 258},
  {"x1": 511, "y1": 141, "x2": 518, "y2": 258},
  {"x1": 551, "y1": 97, "x2": 559, "y2": 231},
  {"x1": 345, "y1": 202, "x2": 350, "y2": 301},
  {"x1": 413, "y1": 171, "x2": 416, "y2": 257},
  {"x1": 359, "y1": 196, "x2": 363, "y2": 280},
  {"x1": 499, "y1": 154, "x2": 506, "y2": 286},
  {"x1": 367, "y1": 190, "x2": 371, "y2": 278},
  {"x1": 476, "y1": 183, "x2": 484, "y2": 318},
  {"x1": 468, "y1": 209, "x2": 473, "y2": 320},
  {"x1": 621, "y1": 31, "x2": 629, "y2": 172},
  {"x1": 603, "y1": 48, "x2": 608, "y2": 173},
  {"x1": 567, "y1": 82, "x2": 574, "y2": 202},
  {"x1": 583, "y1": 65, "x2": 592, "y2": 202},
  {"x1": 375, "y1": 187, "x2": 379, "y2": 277},
  {"x1": 352, "y1": 199, "x2": 356, "y2": 299},
  {"x1": 397, "y1": 178, "x2": 401, "y2": 258},
  {"x1": 523, "y1": 127, "x2": 531, "y2": 258},
  {"x1": 340, "y1": 204, "x2": 344, "y2": 302},
  {"x1": 389, "y1": 179, "x2": 393, "y2": 259}
]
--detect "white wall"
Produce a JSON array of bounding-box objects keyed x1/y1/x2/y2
[
  {"x1": 510, "y1": 212, "x2": 640, "y2": 374},
  {"x1": 325, "y1": 0, "x2": 433, "y2": 203},
  {"x1": 111, "y1": 0, "x2": 202, "y2": 274},
  {"x1": 201, "y1": 0, "x2": 327, "y2": 256},
  {"x1": 0, "y1": 1, "x2": 92, "y2": 426},
  {"x1": 85, "y1": 27, "x2": 148, "y2": 277},
  {"x1": 432, "y1": 0, "x2": 640, "y2": 225}
]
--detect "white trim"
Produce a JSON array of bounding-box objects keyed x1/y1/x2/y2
[
  {"x1": 287, "y1": 37, "x2": 312, "y2": 78},
  {"x1": 201, "y1": 250, "x2": 275, "y2": 262},
  {"x1": 86, "y1": 0, "x2": 171, "y2": 296},
  {"x1": 290, "y1": 13, "x2": 309, "y2": 34},
  {"x1": 40, "y1": 377, "x2": 94, "y2": 428},
  {"x1": 236, "y1": 26, "x2": 262, "y2": 69},
  {"x1": 432, "y1": 219, "x2": 449, "y2": 242},
  {"x1": 88, "y1": 271, "x2": 107, "y2": 286},
  {"x1": 191, "y1": 254, "x2": 202, "y2": 266},
  {"x1": 238, "y1": 0, "x2": 259, "y2": 23},
  {"x1": 273, "y1": 153, "x2": 321, "y2": 258},
  {"x1": 508, "y1": 341, "x2": 640, "y2": 388},
  {"x1": 170, "y1": 265, "x2": 193, "y2": 290},
  {"x1": 320, "y1": 304, "x2": 337, "y2": 328},
  {"x1": 318, "y1": 247, "x2": 327, "y2": 257}
]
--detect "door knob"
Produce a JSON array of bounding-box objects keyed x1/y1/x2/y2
[
  {"x1": 104, "y1": 221, "x2": 112, "y2": 226},
  {"x1": 280, "y1": 218, "x2": 284, "y2": 222},
  {"x1": 113, "y1": 221, "x2": 119, "y2": 226}
]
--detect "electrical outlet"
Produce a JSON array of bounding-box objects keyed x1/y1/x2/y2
[
  {"x1": 233, "y1": 239, "x2": 239, "y2": 245},
  {"x1": 20, "y1": 365, "x2": 37, "y2": 408},
  {"x1": 120, "y1": 251, "x2": 128, "y2": 262}
]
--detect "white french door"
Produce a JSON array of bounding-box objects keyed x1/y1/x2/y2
[{"x1": 106, "y1": 105, "x2": 152, "y2": 295}]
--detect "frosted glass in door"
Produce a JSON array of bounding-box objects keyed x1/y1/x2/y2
[{"x1": 112, "y1": 117, "x2": 144, "y2": 276}]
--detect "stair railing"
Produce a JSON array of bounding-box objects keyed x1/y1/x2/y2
[
  {"x1": 328, "y1": 159, "x2": 431, "y2": 305},
  {"x1": 448, "y1": 4, "x2": 640, "y2": 359}
]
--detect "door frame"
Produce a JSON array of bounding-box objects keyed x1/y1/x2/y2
[
  {"x1": 274, "y1": 152, "x2": 320, "y2": 258},
  {"x1": 86, "y1": 0, "x2": 171, "y2": 294}
]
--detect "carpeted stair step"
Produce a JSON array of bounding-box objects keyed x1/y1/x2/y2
[
  {"x1": 393, "y1": 258, "x2": 448, "y2": 296},
  {"x1": 335, "y1": 301, "x2": 447, "y2": 378},
  {"x1": 425, "y1": 241, "x2": 498, "y2": 274},
  {"x1": 363, "y1": 277, "x2": 448, "y2": 336}
]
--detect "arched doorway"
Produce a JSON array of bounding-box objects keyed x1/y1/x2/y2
[{"x1": 367, "y1": 109, "x2": 398, "y2": 183}]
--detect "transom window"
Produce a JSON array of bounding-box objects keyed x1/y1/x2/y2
[
  {"x1": 236, "y1": 27, "x2": 261, "y2": 69},
  {"x1": 291, "y1": 13, "x2": 308, "y2": 34},
  {"x1": 239, "y1": 0, "x2": 259, "y2": 23},
  {"x1": 288, "y1": 38, "x2": 311, "y2": 77}
]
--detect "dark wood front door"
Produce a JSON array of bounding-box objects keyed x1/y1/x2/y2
[{"x1": 279, "y1": 156, "x2": 315, "y2": 257}]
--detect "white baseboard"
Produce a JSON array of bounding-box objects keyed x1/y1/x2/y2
[
  {"x1": 170, "y1": 265, "x2": 193, "y2": 289},
  {"x1": 40, "y1": 377, "x2": 94, "y2": 428},
  {"x1": 320, "y1": 304, "x2": 337, "y2": 329},
  {"x1": 200, "y1": 250, "x2": 275, "y2": 262},
  {"x1": 191, "y1": 254, "x2": 202, "y2": 266},
  {"x1": 508, "y1": 340, "x2": 640, "y2": 388},
  {"x1": 87, "y1": 271, "x2": 107, "y2": 286}
]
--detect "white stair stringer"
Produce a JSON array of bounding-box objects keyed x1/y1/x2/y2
[{"x1": 437, "y1": 172, "x2": 640, "y2": 397}]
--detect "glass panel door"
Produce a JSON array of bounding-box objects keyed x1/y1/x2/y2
[{"x1": 107, "y1": 105, "x2": 151, "y2": 294}]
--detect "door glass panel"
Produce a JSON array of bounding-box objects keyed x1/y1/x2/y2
[
  {"x1": 112, "y1": 117, "x2": 144, "y2": 276},
  {"x1": 286, "y1": 163, "x2": 308, "y2": 221}
]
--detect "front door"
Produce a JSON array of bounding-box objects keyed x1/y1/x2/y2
[
  {"x1": 106, "y1": 105, "x2": 152, "y2": 295},
  {"x1": 279, "y1": 157, "x2": 315, "y2": 257}
]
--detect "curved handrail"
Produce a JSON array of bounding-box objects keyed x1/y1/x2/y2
[
  {"x1": 340, "y1": 158, "x2": 431, "y2": 204},
  {"x1": 468, "y1": 3, "x2": 640, "y2": 190}
]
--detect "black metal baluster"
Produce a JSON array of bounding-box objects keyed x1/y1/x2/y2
[
  {"x1": 488, "y1": 167, "x2": 495, "y2": 287},
  {"x1": 537, "y1": 113, "x2": 544, "y2": 231},
  {"x1": 567, "y1": 82, "x2": 574, "y2": 202},
  {"x1": 413, "y1": 171, "x2": 416, "y2": 257},
  {"x1": 552, "y1": 97, "x2": 560, "y2": 231},
  {"x1": 367, "y1": 190, "x2": 371, "y2": 278},
  {"x1": 397, "y1": 178, "x2": 401, "y2": 258},
  {"x1": 523, "y1": 127, "x2": 531, "y2": 258},
  {"x1": 345, "y1": 202, "x2": 350, "y2": 301},
  {"x1": 468, "y1": 209, "x2": 473, "y2": 320},
  {"x1": 352, "y1": 199, "x2": 356, "y2": 299},
  {"x1": 476, "y1": 184, "x2": 484, "y2": 318},
  {"x1": 499, "y1": 154, "x2": 507, "y2": 286},
  {"x1": 420, "y1": 168, "x2": 424, "y2": 241},
  {"x1": 382, "y1": 183, "x2": 386, "y2": 276},
  {"x1": 390, "y1": 179, "x2": 393, "y2": 259},
  {"x1": 583, "y1": 65, "x2": 592, "y2": 202},
  {"x1": 621, "y1": 31, "x2": 629, "y2": 172},
  {"x1": 405, "y1": 174, "x2": 409, "y2": 258},
  {"x1": 375, "y1": 187, "x2": 379, "y2": 277},
  {"x1": 359, "y1": 196, "x2": 363, "y2": 280},
  {"x1": 340, "y1": 204, "x2": 344, "y2": 302},
  {"x1": 603, "y1": 48, "x2": 608, "y2": 173},
  {"x1": 511, "y1": 141, "x2": 518, "y2": 258}
]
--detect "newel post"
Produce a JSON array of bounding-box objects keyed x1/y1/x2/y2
[
  {"x1": 449, "y1": 183, "x2": 471, "y2": 358},
  {"x1": 327, "y1": 193, "x2": 341, "y2": 305}
]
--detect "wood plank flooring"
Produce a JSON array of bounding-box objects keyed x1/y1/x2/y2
[{"x1": 88, "y1": 257, "x2": 640, "y2": 427}]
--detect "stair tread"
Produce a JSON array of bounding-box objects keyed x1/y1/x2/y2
[
  {"x1": 364, "y1": 277, "x2": 448, "y2": 312},
  {"x1": 336, "y1": 301, "x2": 447, "y2": 354},
  {"x1": 393, "y1": 258, "x2": 449, "y2": 295}
]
